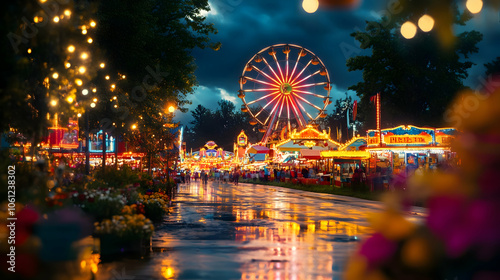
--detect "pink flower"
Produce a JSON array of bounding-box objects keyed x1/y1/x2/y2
[{"x1": 358, "y1": 233, "x2": 397, "y2": 269}]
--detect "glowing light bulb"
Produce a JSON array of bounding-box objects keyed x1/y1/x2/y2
[
  {"x1": 52, "y1": 72, "x2": 59, "y2": 79},
  {"x1": 99, "y1": 63, "x2": 105, "y2": 68},
  {"x1": 92, "y1": 88, "x2": 97, "y2": 93},
  {"x1": 302, "y1": 0, "x2": 319, "y2": 14},
  {"x1": 90, "y1": 21, "x2": 96, "y2": 28},
  {"x1": 34, "y1": 16, "x2": 40, "y2": 23},
  {"x1": 87, "y1": 38, "x2": 93, "y2": 44},
  {"x1": 418, "y1": 15, "x2": 434, "y2": 32},
  {"x1": 53, "y1": 16, "x2": 59, "y2": 23},
  {"x1": 105, "y1": 75, "x2": 110, "y2": 80},
  {"x1": 50, "y1": 100, "x2": 57, "y2": 106},
  {"x1": 82, "y1": 29, "x2": 87, "y2": 35},
  {"x1": 168, "y1": 106, "x2": 175, "y2": 113},
  {"x1": 75, "y1": 79, "x2": 83, "y2": 86},
  {"x1": 466, "y1": 0, "x2": 483, "y2": 14},
  {"x1": 93, "y1": 98, "x2": 97, "y2": 102},
  {"x1": 82, "y1": 89, "x2": 89, "y2": 95},
  {"x1": 113, "y1": 96, "x2": 117, "y2": 100},
  {"x1": 401, "y1": 21, "x2": 417, "y2": 39},
  {"x1": 65, "y1": 62, "x2": 71, "y2": 68},
  {"x1": 67, "y1": 45, "x2": 75, "y2": 53},
  {"x1": 77, "y1": 113, "x2": 82, "y2": 118},
  {"x1": 111, "y1": 84, "x2": 116, "y2": 89},
  {"x1": 80, "y1": 52, "x2": 88, "y2": 60},
  {"x1": 64, "y1": 10, "x2": 71, "y2": 17},
  {"x1": 78, "y1": 66, "x2": 86, "y2": 74},
  {"x1": 27, "y1": 48, "x2": 32, "y2": 54},
  {"x1": 90, "y1": 102, "x2": 96, "y2": 108},
  {"x1": 121, "y1": 75, "x2": 126, "y2": 79},
  {"x1": 131, "y1": 124, "x2": 137, "y2": 130},
  {"x1": 66, "y1": 96, "x2": 74, "y2": 103}
]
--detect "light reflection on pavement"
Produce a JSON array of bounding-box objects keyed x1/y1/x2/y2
[{"x1": 95, "y1": 181, "x2": 425, "y2": 280}]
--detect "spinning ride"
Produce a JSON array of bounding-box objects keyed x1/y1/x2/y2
[{"x1": 239, "y1": 44, "x2": 332, "y2": 144}]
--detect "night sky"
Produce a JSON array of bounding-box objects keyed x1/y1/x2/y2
[{"x1": 174, "y1": 0, "x2": 500, "y2": 125}]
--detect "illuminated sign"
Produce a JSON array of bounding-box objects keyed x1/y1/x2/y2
[
  {"x1": 237, "y1": 130, "x2": 248, "y2": 147},
  {"x1": 89, "y1": 130, "x2": 115, "y2": 153},
  {"x1": 385, "y1": 135, "x2": 433, "y2": 144}
]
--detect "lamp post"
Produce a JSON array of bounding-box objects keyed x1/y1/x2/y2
[{"x1": 165, "y1": 105, "x2": 176, "y2": 186}]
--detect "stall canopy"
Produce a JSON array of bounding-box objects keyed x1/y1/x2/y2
[
  {"x1": 248, "y1": 145, "x2": 270, "y2": 154},
  {"x1": 300, "y1": 149, "x2": 321, "y2": 160}
]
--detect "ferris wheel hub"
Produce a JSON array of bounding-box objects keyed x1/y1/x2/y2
[{"x1": 280, "y1": 83, "x2": 293, "y2": 95}]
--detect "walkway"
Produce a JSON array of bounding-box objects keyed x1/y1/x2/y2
[{"x1": 95, "y1": 180, "x2": 425, "y2": 280}]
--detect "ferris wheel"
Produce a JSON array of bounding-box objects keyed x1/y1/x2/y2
[{"x1": 239, "y1": 44, "x2": 332, "y2": 144}]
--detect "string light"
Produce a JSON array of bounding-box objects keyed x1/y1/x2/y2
[
  {"x1": 52, "y1": 72, "x2": 59, "y2": 79},
  {"x1": 121, "y1": 75, "x2": 126, "y2": 79},
  {"x1": 111, "y1": 84, "x2": 116, "y2": 90},
  {"x1": 80, "y1": 52, "x2": 88, "y2": 60},
  {"x1": 78, "y1": 66, "x2": 86, "y2": 74},
  {"x1": 50, "y1": 100, "x2": 58, "y2": 106},
  {"x1": 105, "y1": 75, "x2": 110, "y2": 80},
  {"x1": 93, "y1": 98, "x2": 97, "y2": 102},
  {"x1": 64, "y1": 10, "x2": 71, "y2": 17},
  {"x1": 82, "y1": 29, "x2": 87, "y2": 35},
  {"x1": 65, "y1": 62, "x2": 71, "y2": 68},
  {"x1": 75, "y1": 79, "x2": 83, "y2": 86},
  {"x1": 67, "y1": 45, "x2": 75, "y2": 53},
  {"x1": 87, "y1": 38, "x2": 93, "y2": 44},
  {"x1": 92, "y1": 88, "x2": 97, "y2": 93},
  {"x1": 77, "y1": 113, "x2": 82, "y2": 118},
  {"x1": 90, "y1": 102, "x2": 96, "y2": 108},
  {"x1": 27, "y1": 48, "x2": 32, "y2": 54},
  {"x1": 90, "y1": 21, "x2": 96, "y2": 28},
  {"x1": 66, "y1": 96, "x2": 74, "y2": 103},
  {"x1": 82, "y1": 89, "x2": 89, "y2": 95},
  {"x1": 53, "y1": 16, "x2": 60, "y2": 23},
  {"x1": 100, "y1": 63, "x2": 105, "y2": 68}
]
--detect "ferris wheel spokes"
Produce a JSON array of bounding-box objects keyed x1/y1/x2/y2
[
  {"x1": 292, "y1": 69, "x2": 322, "y2": 87},
  {"x1": 260, "y1": 57, "x2": 283, "y2": 84},
  {"x1": 294, "y1": 89, "x2": 328, "y2": 99},
  {"x1": 243, "y1": 76, "x2": 276, "y2": 87},
  {"x1": 270, "y1": 52, "x2": 286, "y2": 84},
  {"x1": 254, "y1": 93, "x2": 281, "y2": 118},
  {"x1": 293, "y1": 93, "x2": 323, "y2": 111},
  {"x1": 250, "y1": 64, "x2": 281, "y2": 85},
  {"x1": 247, "y1": 91, "x2": 279, "y2": 106},
  {"x1": 293, "y1": 82, "x2": 328, "y2": 89},
  {"x1": 289, "y1": 59, "x2": 313, "y2": 85}
]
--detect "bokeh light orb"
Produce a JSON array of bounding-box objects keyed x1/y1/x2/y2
[
  {"x1": 418, "y1": 15, "x2": 434, "y2": 32},
  {"x1": 466, "y1": 0, "x2": 483, "y2": 14},
  {"x1": 401, "y1": 21, "x2": 417, "y2": 39},
  {"x1": 302, "y1": 0, "x2": 319, "y2": 14}
]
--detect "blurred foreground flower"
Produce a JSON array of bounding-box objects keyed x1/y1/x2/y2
[{"x1": 346, "y1": 81, "x2": 500, "y2": 279}]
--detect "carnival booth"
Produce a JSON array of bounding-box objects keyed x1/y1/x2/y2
[
  {"x1": 366, "y1": 125, "x2": 457, "y2": 176},
  {"x1": 182, "y1": 141, "x2": 235, "y2": 171},
  {"x1": 320, "y1": 137, "x2": 370, "y2": 187}
]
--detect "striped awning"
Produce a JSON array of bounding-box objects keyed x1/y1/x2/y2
[{"x1": 300, "y1": 149, "x2": 321, "y2": 160}]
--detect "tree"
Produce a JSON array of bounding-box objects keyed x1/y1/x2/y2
[
  {"x1": 485, "y1": 57, "x2": 500, "y2": 76},
  {"x1": 94, "y1": 0, "x2": 219, "y2": 171},
  {"x1": 347, "y1": 1, "x2": 482, "y2": 129},
  {"x1": 187, "y1": 101, "x2": 262, "y2": 150}
]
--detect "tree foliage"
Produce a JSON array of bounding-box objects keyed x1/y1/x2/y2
[
  {"x1": 186, "y1": 100, "x2": 262, "y2": 150},
  {"x1": 347, "y1": 0, "x2": 482, "y2": 128},
  {"x1": 484, "y1": 57, "x2": 500, "y2": 76}
]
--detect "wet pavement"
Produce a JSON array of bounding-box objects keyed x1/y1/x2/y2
[{"x1": 95, "y1": 180, "x2": 425, "y2": 280}]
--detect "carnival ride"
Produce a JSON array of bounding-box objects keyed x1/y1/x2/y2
[{"x1": 239, "y1": 44, "x2": 332, "y2": 144}]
